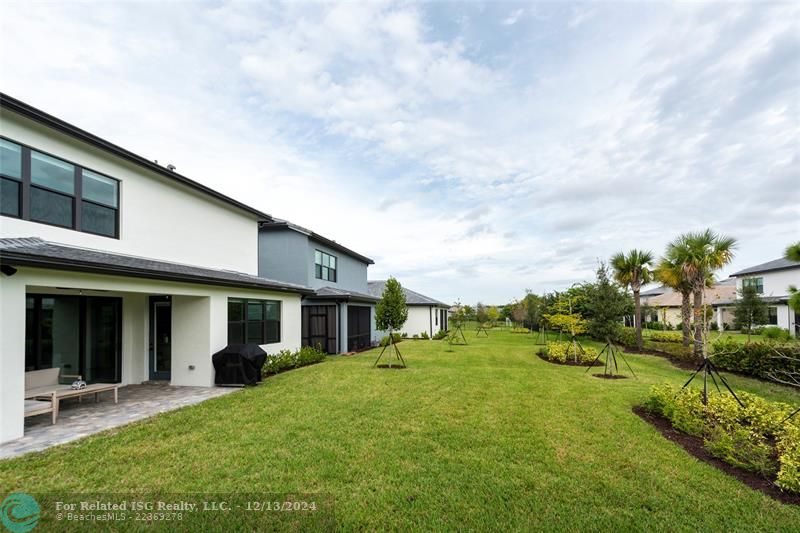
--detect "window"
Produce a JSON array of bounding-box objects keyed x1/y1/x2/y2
[
  {"x1": 767, "y1": 307, "x2": 778, "y2": 325},
  {"x1": 25, "y1": 294, "x2": 121, "y2": 383},
  {"x1": 0, "y1": 137, "x2": 120, "y2": 238},
  {"x1": 742, "y1": 277, "x2": 764, "y2": 294},
  {"x1": 81, "y1": 169, "x2": 119, "y2": 237},
  {"x1": 315, "y1": 250, "x2": 337, "y2": 282},
  {"x1": 228, "y1": 298, "x2": 281, "y2": 344},
  {"x1": 0, "y1": 139, "x2": 21, "y2": 217}
]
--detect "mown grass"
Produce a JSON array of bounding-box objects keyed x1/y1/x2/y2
[{"x1": 1, "y1": 330, "x2": 799, "y2": 531}]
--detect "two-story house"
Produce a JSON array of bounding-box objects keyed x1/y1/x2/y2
[
  {"x1": 258, "y1": 220, "x2": 378, "y2": 354},
  {"x1": 0, "y1": 94, "x2": 312, "y2": 444},
  {"x1": 723, "y1": 257, "x2": 800, "y2": 335}
]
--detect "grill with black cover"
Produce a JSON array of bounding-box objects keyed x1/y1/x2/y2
[{"x1": 212, "y1": 343, "x2": 267, "y2": 386}]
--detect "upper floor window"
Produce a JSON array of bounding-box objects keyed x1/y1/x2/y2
[
  {"x1": 0, "y1": 137, "x2": 120, "y2": 238},
  {"x1": 742, "y1": 277, "x2": 764, "y2": 294},
  {"x1": 0, "y1": 139, "x2": 22, "y2": 217},
  {"x1": 315, "y1": 250, "x2": 337, "y2": 282},
  {"x1": 227, "y1": 298, "x2": 281, "y2": 344}
]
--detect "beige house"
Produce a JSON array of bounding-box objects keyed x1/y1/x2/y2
[{"x1": 643, "y1": 279, "x2": 737, "y2": 328}]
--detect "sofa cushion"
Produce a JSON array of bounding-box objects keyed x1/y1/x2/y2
[{"x1": 25, "y1": 368, "x2": 61, "y2": 390}]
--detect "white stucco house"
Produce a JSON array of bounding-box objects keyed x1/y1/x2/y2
[
  {"x1": 716, "y1": 257, "x2": 800, "y2": 335},
  {"x1": 0, "y1": 93, "x2": 312, "y2": 444},
  {"x1": 367, "y1": 281, "x2": 450, "y2": 338}
]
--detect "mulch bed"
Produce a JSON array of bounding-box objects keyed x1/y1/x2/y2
[
  {"x1": 621, "y1": 346, "x2": 699, "y2": 370},
  {"x1": 591, "y1": 373, "x2": 628, "y2": 379},
  {"x1": 536, "y1": 353, "x2": 602, "y2": 367},
  {"x1": 375, "y1": 364, "x2": 407, "y2": 369},
  {"x1": 633, "y1": 405, "x2": 800, "y2": 506}
]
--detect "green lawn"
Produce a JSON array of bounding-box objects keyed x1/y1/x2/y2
[{"x1": 2, "y1": 331, "x2": 799, "y2": 530}]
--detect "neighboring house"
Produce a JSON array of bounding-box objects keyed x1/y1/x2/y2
[
  {"x1": 644, "y1": 279, "x2": 737, "y2": 328},
  {"x1": 0, "y1": 94, "x2": 311, "y2": 444},
  {"x1": 258, "y1": 220, "x2": 378, "y2": 354},
  {"x1": 718, "y1": 257, "x2": 800, "y2": 335},
  {"x1": 368, "y1": 281, "x2": 450, "y2": 338}
]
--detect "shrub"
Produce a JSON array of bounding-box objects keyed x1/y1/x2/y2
[
  {"x1": 412, "y1": 334, "x2": 419, "y2": 339},
  {"x1": 761, "y1": 326, "x2": 792, "y2": 342},
  {"x1": 710, "y1": 322, "x2": 719, "y2": 331},
  {"x1": 613, "y1": 327, "x2": 637, "y2": 347},
  {"x1": 510, "y1": 327, "x2": 530, "y2": 333},
  {"x1": 432, "y1": 329, "x2": 448, "y2": 340},
  {"x1": 650, "y1": 331, "x2": 683, "y2": 343},
  {"x1": 711, "y1": 339, "x2": 800, "y2": 381},
  {"x1": 262, "y1": 346, "x2": 326, "y2": 377},
  {"x1": 379, "y1": 333, "x2": 403, "y2": 347},
  {"x1": 401, "y1": 332, "x2": 408, "y2": 338},
  {"x1": 542, "y1": 341, "x2": 599, "y2": 364},
  {"x1": 643, "y1": 384, "x2": 799, "y2": 492},
  {"x1": 420, "y1": 331, "x2": 430, "y2": 340}
]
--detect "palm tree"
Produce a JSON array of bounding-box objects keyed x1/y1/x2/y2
[
  {"x1": 611, "y1": 249, "x2": 654, "y2": 350},
  {"x1": 654, "y1": 258, "x2": 693, "y2": 348},
  {"x1": 665, "y1": 230, "x2": 737, "y2": 358},
  {"x1": 785, "y1": 242, "x2": 800, "y2": 318}
]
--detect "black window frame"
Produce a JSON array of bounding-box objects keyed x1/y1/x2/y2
[
  {"x1": 0, "y1": 136, "x2": 120, "y2": 239},
  {"x1": 25, "y1": 293, "x2": 122, "y2": 383},
  {"x1": 314, "y1": 249, "x2": 338, "y2": 283},
  {"x1": 228, "y1": 298, "x2": 281, "y2": 345},
  {"x1": 742, "y1": 277, "x2": 764, "y2": 294},
  {"x1": 767, "y1": 306, "x2": 778, "y2": 325},
  {"x1": 0, "y1": 138, "x2": 23, "y2": 218}
]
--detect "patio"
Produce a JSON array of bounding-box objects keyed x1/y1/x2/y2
[{"x1": 0, "y1": 383, "x2": 237, "y2": 459}]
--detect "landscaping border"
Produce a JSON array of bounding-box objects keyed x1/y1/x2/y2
[{"x1": 632, "y1": 406, "x2": 800, "y2": 506}]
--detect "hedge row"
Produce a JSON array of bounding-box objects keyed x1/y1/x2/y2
[
  {"x1": 710, "y1": 338, "x2": 800, "y2": 382},
  {"x1": 644, "y1": 384, "x2": 799, "y2": 493},
  {"x1": 262, "y1": 346, "x2": 327, "y2": 377}
]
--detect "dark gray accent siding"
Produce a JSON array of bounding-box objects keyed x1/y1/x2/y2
[{"x1": 258, "y1": 229, "x2": 309, "y2": 287}]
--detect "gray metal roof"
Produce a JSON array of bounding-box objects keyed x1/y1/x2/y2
[
  {"x1": 731, "y1": 257, "x2": 800, "y2": 277},
  {"x1": 367, "y1": 281, "x2": 449, "y2": 307},
  {"x1": 640, "y1": 285, "x2": 668, "y2": 297},
  {"x1": 259, "y1": 220, "x2": 374, "y2": 265},
  {"x1": 311, "y1": 286, "x2": 379, "y2": 302},
  {"x1": 0, "y1": 237, "x2": 312, "y2": 294}
]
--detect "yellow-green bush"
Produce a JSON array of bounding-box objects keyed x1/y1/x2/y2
[
  {"x1": 542, "y1": 341, "x2": 598, "y2": 364},
  {"x1": 650, "y1": 331, "x2": 683, "y2": 343},
  {"x1": 510, "y1": 327, "x2": 530, "y2": 334},
  {"x1": 643, "y1": 384, "x2": 800, "y2": 493}
]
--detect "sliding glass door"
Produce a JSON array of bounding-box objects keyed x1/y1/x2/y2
[{"x1": 25, "y1": 294, "x2": 122, "y2": 383}]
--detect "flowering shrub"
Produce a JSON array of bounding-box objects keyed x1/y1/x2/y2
[
  {"x1": 262, "y1": 346, "x2": 327, "y2": 377},
  {"x1": 644, "y1": 384, "x2": 799, "y2": 493},
  {"x1": 510, "y1": 327, "x2": 530, "y2": 334},
  {"x1": 541, "y1": 341, "x2": 598, "y2": 364}
]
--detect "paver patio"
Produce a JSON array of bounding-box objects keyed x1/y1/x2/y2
[{"x1": 0, "y1": 383, "x2": 236, "y2": 459}]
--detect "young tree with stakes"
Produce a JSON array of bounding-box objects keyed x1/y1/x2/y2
[
  {"x1": 611, "y1": 249, "x2": 654, "y2": 351},
  {"x1": 585, "y1": 262, "x2": 637, "y2": 378},
  {"x1": 373, "y1": 277, "x2": 409, "y2": 368}
]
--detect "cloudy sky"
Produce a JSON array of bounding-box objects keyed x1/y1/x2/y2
[{"x1": 2, "y1": 1, "x2": 798, "y2": 305}]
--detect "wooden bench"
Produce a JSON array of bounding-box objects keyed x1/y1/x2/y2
[
  {"x1": 24, "y1": 392, "x2": 57, "y2": 425},
  {"x1": 25, "y1": 368, "x2": 120, "y2": 423}
]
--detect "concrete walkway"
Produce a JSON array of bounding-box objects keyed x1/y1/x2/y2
[{"x1": 0, "y1": 383, "x2": 237, "y2": 460}]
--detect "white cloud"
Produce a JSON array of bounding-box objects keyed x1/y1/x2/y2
[{"x1": 1, "y1": 1, "x2": 797, "y2": 305}]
